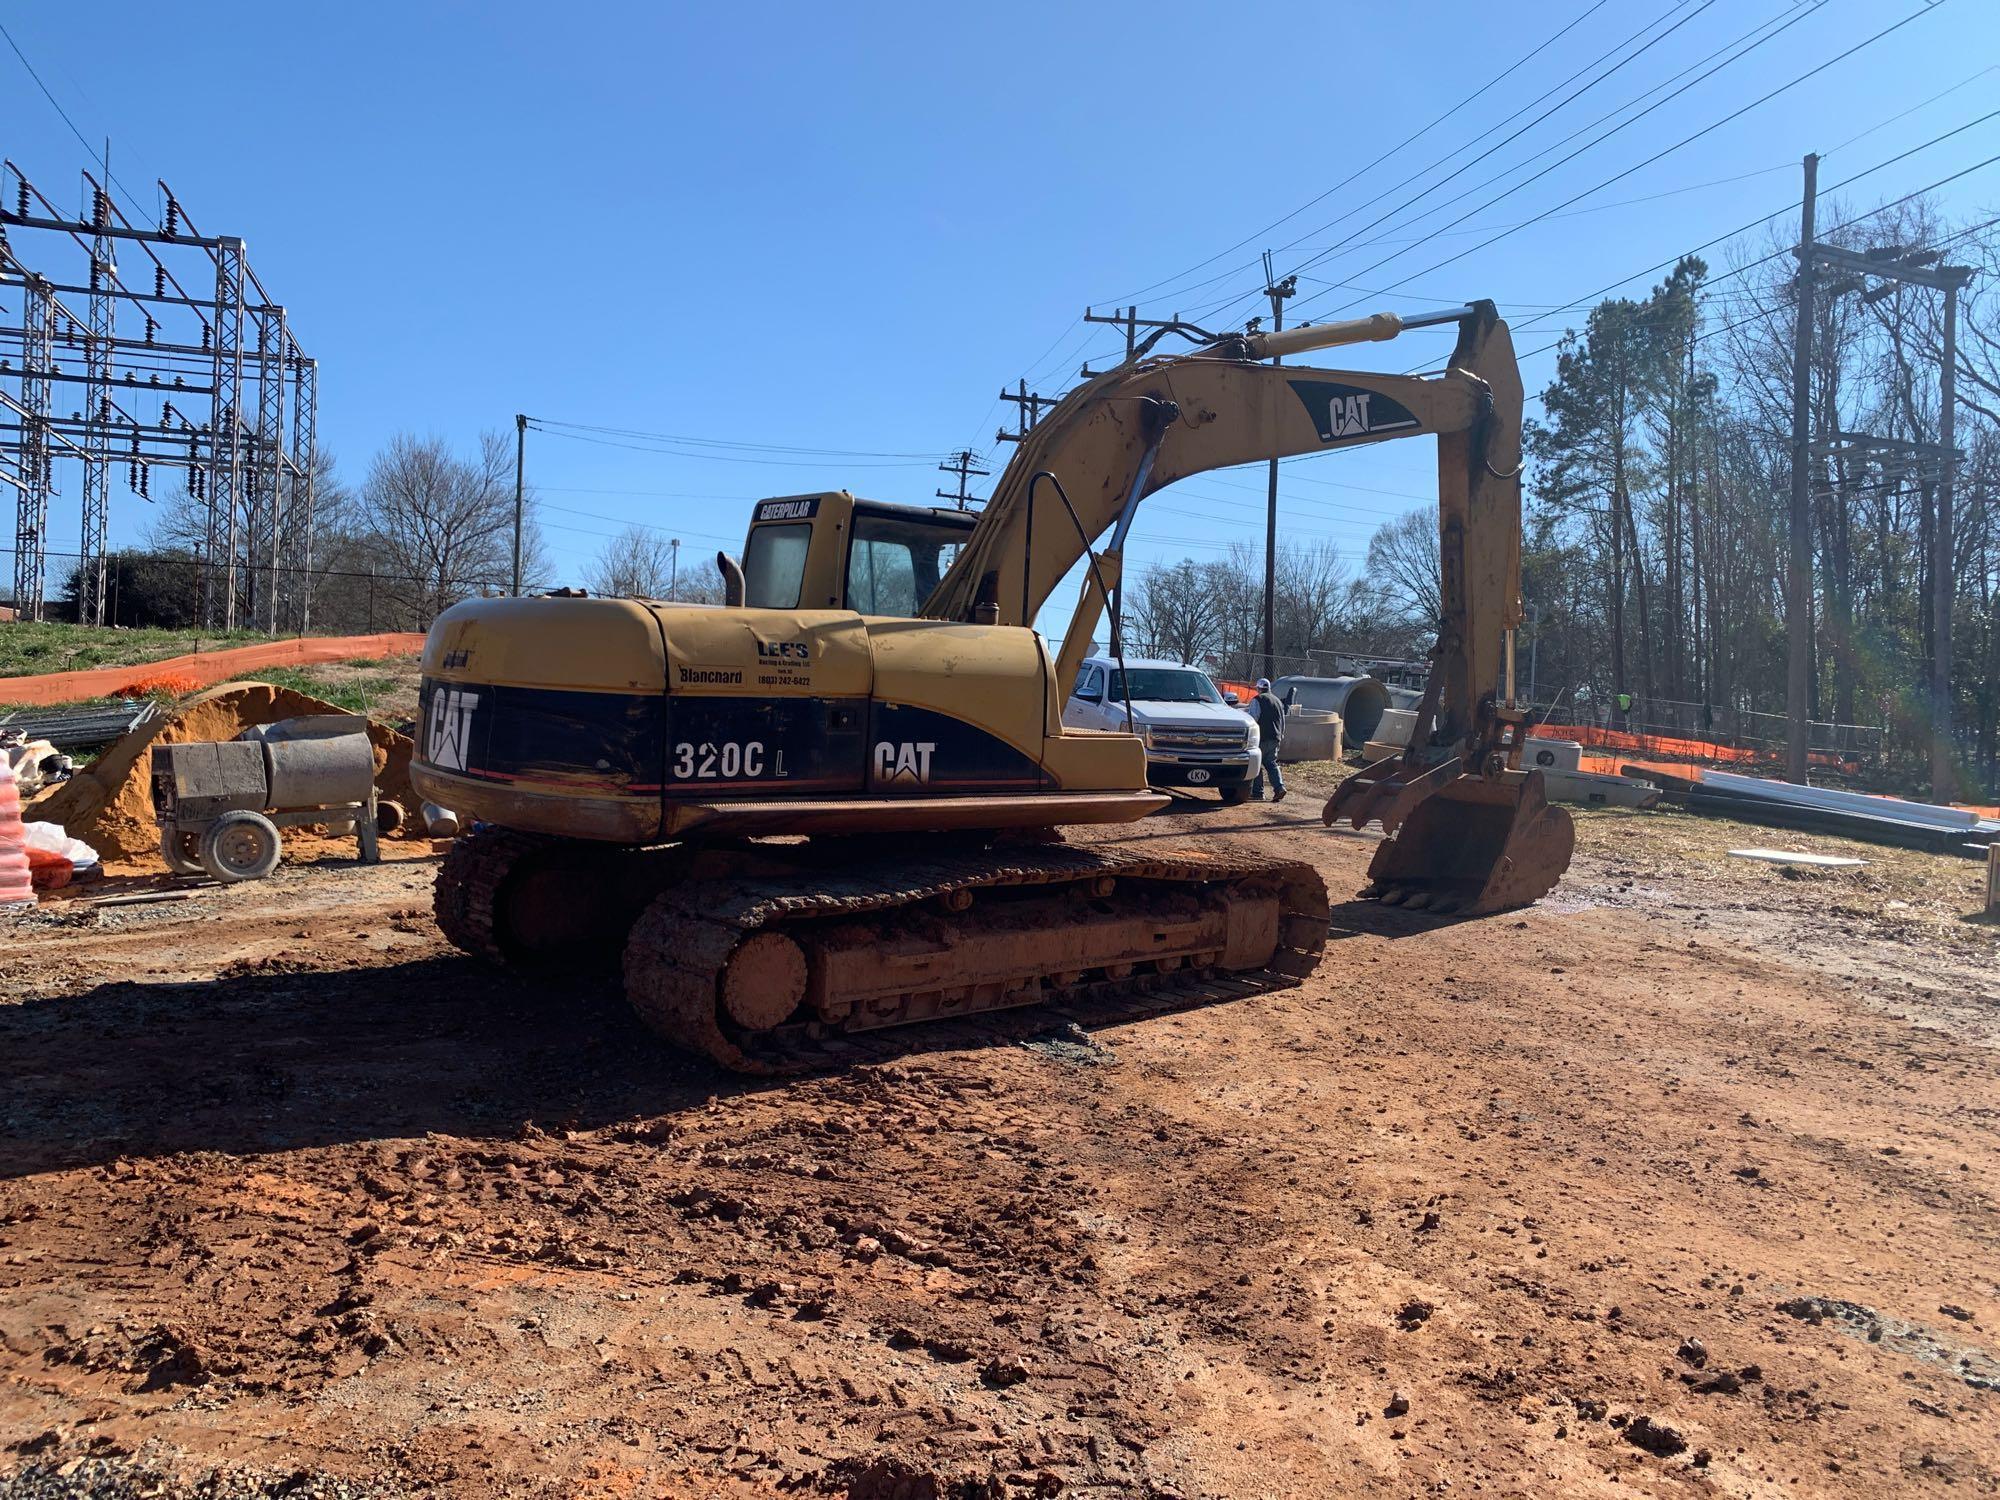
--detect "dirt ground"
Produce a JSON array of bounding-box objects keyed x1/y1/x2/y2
[{"x1": 1, "y1": 776, "x2": 1996, "y2": 1499}]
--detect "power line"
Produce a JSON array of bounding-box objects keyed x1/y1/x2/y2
[
  {"x1": 1511, "y1": 153, "x2": 2000, "y2": 365},
  {"x1": 528, "y1": 417, "x2": 947, "y2": 461},
  {"x1": 1294, "y1": 0, "x2": 1950, "y2": 323},
  {"x1": 1175, "y1": 0, "x2": 1747, "y2": 328},
  {"x1": 1084, "y1": 0, "x2": 1623, "y2": 311},
  {"x1": 527, "y1": 426, "x2": 943, "y2": 469},
  {"x1": 0, "y1": 19, "x2": 158, "y2": 229}
]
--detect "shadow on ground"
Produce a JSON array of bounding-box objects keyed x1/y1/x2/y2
[{"x1": 0, "y1": 949, "x2": 1304, "y2": 1178}]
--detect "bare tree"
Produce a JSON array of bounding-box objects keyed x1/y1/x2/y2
[
  {"x1": 142, "y1": 447, "x2": 357, "y2": 629},
  {"x1": 1365, "y1": 508, "x2": 1442, "y2": 627},
  {"x1": 358, "y1": 432, "x2": 548, "y2": 629},
  {"x1": 587, "y1": 526, "x2": 676, "y2": 598},
  {"x1": 584, "y1": 525, "x2": 724, "y2": 602},
  {"x1": 1128, "y1": 559, "x2": 1223, "y2": 663}
]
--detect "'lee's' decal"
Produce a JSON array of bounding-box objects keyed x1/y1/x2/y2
[{"x1": 1288, "y1": 380, "x2": 1421, "y2": 444}]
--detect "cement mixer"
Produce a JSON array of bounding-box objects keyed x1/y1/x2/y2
[{"x1": 151, "y1": 715, "x2": 382, "y2": 882}]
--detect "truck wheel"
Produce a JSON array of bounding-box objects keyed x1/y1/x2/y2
[
  {"x1": 199, "y1": 810, "x2": 284, "y2": 883},
  {"x1": 1219, "y1": 784, "x2": 1252, "y2": 807},
  {"x1": 160, "y1": 826, "x2": 207, "y2": 877}
]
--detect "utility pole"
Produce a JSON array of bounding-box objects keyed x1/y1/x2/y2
[
  {"x1": 1078, "y1": 306, "x2": 1211, "y2": 376},
  {"x1": 669, "y1": 537, "x2": 680, "y2": 601},
  {"x1": 996, "y1": 381, "x2": 1058, "y2": 444},
  {"x1": 511, "y1": 413, "x2": 527, "y2": 596},
  {"x1": 1784, "y1": 154, "x2": 1818, "y2": 784},
  {"x1": 1527, "y1": 600, "x2": 1540, "y2": 708},
  {"x1": 936, "y1": 450, "x2": 989, "y2": 510},
  {"x1": 1935, "y1": 267, "x2": 1972, "y2": 799},
  {"x1": 1259, "y1": 251, "x2": 1296, "y2": 683}
]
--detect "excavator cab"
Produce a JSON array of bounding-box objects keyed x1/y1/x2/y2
[{"x1": 738, "y1": 493, "x2": 978, "y2": 615}]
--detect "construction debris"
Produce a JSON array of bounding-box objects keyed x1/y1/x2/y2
[
  {"x1": 1728, "y1": 848, "x2": 1867, "y2": 868},
  {"x1": 1, "y1": 732, "x2": 71, "y2": 796},
  {"x1": 1636, "y1": 765, "x2": 1998, "y2": 857},
  {"x1": 0, "y1": 701, "x2": 158, "y2": 751}
]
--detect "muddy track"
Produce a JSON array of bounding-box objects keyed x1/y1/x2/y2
[{"x1": 624, "y1": 843, "x2": 1327, "y2": 1073}]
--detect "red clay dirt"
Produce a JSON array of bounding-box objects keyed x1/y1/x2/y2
[{"x1": 0, "y1": 785, "x2": 1996, "y2": 1498}]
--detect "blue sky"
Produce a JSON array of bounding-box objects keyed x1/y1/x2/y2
[{"x1": 4, "y1": 0, "x2": 1997, "y2": 627}]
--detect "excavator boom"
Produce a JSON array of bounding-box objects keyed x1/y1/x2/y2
[{"x1": 923, "y1": 301, "x2": 1571, "y2": 916}]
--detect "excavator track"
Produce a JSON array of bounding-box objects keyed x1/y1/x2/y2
[
  {"x1": 623, "y1": 844, "x2": 1329, "y2": 1075},
  {"x1": 435, "y1": 826, "x2": 676, "y2": 966}
]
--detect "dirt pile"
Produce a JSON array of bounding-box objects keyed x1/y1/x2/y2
[{"x1": 27, "y1": 680, "x2": 417, "y2": 869}]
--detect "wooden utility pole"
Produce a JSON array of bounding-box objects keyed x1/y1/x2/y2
[
  {"x1": 1784, "y1": 154, "x2": 1819, "y2": 784},
  {"x1": 1260, "y1": 251, "x2": 1296, "y2": 682},
  {"x1": 935, "y1": 450, "x2": 989, "y2": 510},
  {"x1": 1934, "y1": 268, "x2": 1972, "y2": 799},
  {"x1": 511, "y1": 413, "x2": 528, "y2": 596},
  {"x1": 996, "y1": 382, "x2": 1058, "y2": 444}
]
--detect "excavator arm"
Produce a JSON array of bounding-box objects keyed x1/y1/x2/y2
[
  {"x1": 928, "y1": 303, "x2": 1524, "y2": 751},
  {"x1": 925, "y1": 299, "x2": 1570, "y2": 915}
]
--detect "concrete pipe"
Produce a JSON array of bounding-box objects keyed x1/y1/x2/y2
[
  {"x1": 239, "y1": 713, "x2": 373, "y2": 744},
  {"x1": 1271, "y1": 675, "x2": 1392, "y2": 746}
]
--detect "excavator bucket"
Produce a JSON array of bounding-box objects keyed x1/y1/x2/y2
[{"x1": 1338, "y1": 767, "x2": 1574, "y2": 916}]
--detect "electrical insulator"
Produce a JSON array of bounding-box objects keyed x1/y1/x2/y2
[
  {"x1": 14, "y1": 178, "x2": 27, "y2": 216},
  {"x1": 172, "y1": 376, "x2": 184, "y2": 388},
  {"x1": 139, "y1": 464, "x2": 150, "y2": 499},
  {"x1": 164, "y1": 197, "x2": 178, "y2": 237},
  {"x1": 154, "y1": 266, "x2": 166, "y2": 298},
  {"x1": 89, "y1": 260, "x2": 100, "y2": 291},
  {"x1": 145, "y1": 317, "x2": 157, "y2": 345},
  {"x1": 201, "y1": 326, "x2": 211, "y2": 352},
  {"x1": 128, "y1": 462, "x2": 138, "y2": 487},
  {"x1": 93, "y1": 188, "x2": 108, "y2": 226},
  {"x1": 162, "y1": 401, "x2": 175, "y2": 424}
]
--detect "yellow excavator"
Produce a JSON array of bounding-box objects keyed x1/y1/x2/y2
[{"x1": 411, "y1": 301, "x2": 1572, "y2": 1072}]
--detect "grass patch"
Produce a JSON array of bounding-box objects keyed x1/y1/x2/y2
[
  {"x1": 0, "y1": 622, "x2": 268, "y2": 678},
  {"x1": 253, "y1": 667, "x2": 402, "y2": 714}
]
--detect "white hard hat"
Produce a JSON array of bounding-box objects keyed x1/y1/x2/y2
[{"x1": 1255, "y1": 677, "x2": 1271, "y2": 691}]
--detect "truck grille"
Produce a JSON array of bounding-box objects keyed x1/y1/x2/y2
[{"x1": 1153, "y1": 728, "x2": 1247, "y2": 750}]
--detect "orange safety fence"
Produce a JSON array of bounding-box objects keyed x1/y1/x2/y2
[
  {"x1": 1530, "y1": 722, "x2": 1764, "y2": 764},
  {"x1": 1530, "y1": 722, "x2": 1857, "y2": 773},
  {"x1": 0, "y1": 632, "x2": 425, "y2": 707}
]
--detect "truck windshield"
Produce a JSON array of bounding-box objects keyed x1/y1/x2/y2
[
  {"x1": 1106, "y1": 669, "x2": 1222, "y2": 705},
  {"x1": 742, "y1": 524, "x2": 810, "y2": 609}
]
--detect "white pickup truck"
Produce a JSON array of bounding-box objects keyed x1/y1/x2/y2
[{"x1": 1062, "y1": 655, "x2": 1260, "y2": 804}]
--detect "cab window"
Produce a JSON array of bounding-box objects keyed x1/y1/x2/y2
[
  {"x1": 846, "y1": 514, "x2": 966, "y2": 617},
  {"x1": 743, "y1": 524, "x2": 810, "y2": 609}
]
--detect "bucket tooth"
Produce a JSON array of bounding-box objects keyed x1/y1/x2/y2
[{"x1": 1359, "y1": 768, "x2": 1575, "y2": 916}]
